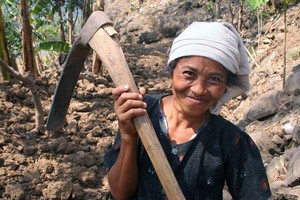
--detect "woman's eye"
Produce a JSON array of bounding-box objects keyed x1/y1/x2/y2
[
  {"x1": 183, "y1": 70, "x2": 195, "y2": 77},
  {"x1": 209, "y1": 76, "x2": 222, "y2": 82}
]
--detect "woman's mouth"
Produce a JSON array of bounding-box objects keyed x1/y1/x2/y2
[{"x1": 186, "y1": 96, "x2": 207, "y2": 105}]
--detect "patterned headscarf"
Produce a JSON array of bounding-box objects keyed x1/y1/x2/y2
[{"x1": 168, "y1": 22, "x2": 251, "y2": 115}]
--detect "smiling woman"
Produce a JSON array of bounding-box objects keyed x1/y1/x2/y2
[
  {"x1": 104, "y1": 22, "x2": 272, "y2": 199},
  {"x1": 169, "y1": 56, "x2": 227, "y2": 122}
]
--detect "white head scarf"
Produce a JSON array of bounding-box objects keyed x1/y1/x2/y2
[{"x1": 167, "y1": 22, "x2": 251, "y2": 115}]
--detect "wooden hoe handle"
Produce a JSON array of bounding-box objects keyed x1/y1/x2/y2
[{"x1": 89, "y1": 25, "x2": 185, "y2": 199}]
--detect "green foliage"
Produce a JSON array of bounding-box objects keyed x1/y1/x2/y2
[
  {"x1": 1, "y1": 0, "x2": 68, "y2": 60},
  {"x1": 247, "y1": 0, "x2": 268, "y2": 10},
  {"x1": 289, "y1": 51, "x2": 300, "y2": 60},
  {"x1": 31, "y1": 0, "x2": 52, "y2": 15},
  {"x1": 1, "y1": 0, "x2": 22, "y2": 59},
  {"x1": 36, "y1": 41, "x2": 71, "y2": 53},
  {"x1": 205, "y1": 1, "x2": 216, "y2": 15}
]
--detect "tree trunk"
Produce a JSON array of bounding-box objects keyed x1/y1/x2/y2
[
  {"x1": 68, "y1": 9, "x2": 74, "y2": 44},
  {"x1": 228, "y1": 0, "x2": 234, "y2": 25},
  {"x1": 95, "y1": 0, "x2": 105, "y2": 11},
  {"x1": 0, "y1": 7, "x2": 11, "y2": 81},
  {"x1": 20, "y1": 0, "x2": 39, "y2": 79},
  {"x1": 215, "y1": 0, "x2": 221, "y2": 19},
  {"x1": 82, "y1": 0, "x2": 92, "y2": 26},
  {"x1": 58, "y1": 2, "x2": 66, "y2": 42},
  {"x1": 238, "y1": 0, "x2": 243, "y2": 32},
  {"x1": 82, "y1": 0, "x2": 87, "y2": 26},
  {"x1": 0, "y1": 58, "x2": 45, "y2": 132},
  {"x1": 92, "y1": 0, "x2": 104, "y2": 76}
]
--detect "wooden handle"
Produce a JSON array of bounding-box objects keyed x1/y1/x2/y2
[{"x1": 89, "y1": 27, "x2": 185, "y2": 200}]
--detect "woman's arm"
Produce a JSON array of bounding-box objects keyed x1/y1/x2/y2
[
  {"x1": 107, "y1": 85, "x2": 147, "y2": 199},
  {"x1": 225, "y1": 131, "x2": 271, "y2": 200}
]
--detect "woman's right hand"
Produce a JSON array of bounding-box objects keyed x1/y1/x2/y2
[{"x1": 112, "y1": 85, "x2": 147, "y2": 141}]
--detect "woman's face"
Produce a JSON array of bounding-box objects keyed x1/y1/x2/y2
[{"x1": 171, "y1": 56, "x2": 228, "y2": 117}]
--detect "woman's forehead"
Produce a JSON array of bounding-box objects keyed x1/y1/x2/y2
[{"x1": 176, "y1": 56, "x2": 227, "y2": 72}]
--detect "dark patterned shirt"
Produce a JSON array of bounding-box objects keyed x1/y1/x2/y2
[{"x1": 104, "y1": 94, "x2": 271, "y2": 200}]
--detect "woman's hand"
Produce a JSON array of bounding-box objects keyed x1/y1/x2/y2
[{"x1": 112, "y1": 85, "x2": 147, "y2": 141}]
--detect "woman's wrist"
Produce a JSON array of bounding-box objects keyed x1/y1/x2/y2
[{"x1": 120, "y1": 133, "x2": 138, "y2": 145}]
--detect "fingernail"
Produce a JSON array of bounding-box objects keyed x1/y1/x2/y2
[{"x1": 123, "y1": 85, "x2": 129, "y2": 90}]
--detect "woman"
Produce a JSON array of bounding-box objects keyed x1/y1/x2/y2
[{"x1": 104, "y1": 22, "x2": 271, "y2": 199}]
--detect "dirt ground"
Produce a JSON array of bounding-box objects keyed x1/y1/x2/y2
[{"x1": 0, "y1": 1, "x2": 299, "y2": 199}]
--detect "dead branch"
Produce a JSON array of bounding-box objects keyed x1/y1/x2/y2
[
  {"x1": 0, "y1": 58, "x2": 45, "y2": 133},
  {"x1": 245, "y1": 47, "x2": 262, "y2": 70}
]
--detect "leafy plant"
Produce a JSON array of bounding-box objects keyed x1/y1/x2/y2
[
  {"x1": 36, "y1": 41, "x2": 71, "y2": 52},
  {"x1": 247, "y1": 0, "x2": 268, "y2": 10}
]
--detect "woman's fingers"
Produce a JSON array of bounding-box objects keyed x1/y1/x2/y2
[
  {"x1": 112, "y1": 85, "x2": 130, "y2": 101},
  {"x1": 116, "y1": 99, "x2": 147, "y2": 122},
  {"x1": 112, "y1": 85, "x2": 147, "y2": 122}
]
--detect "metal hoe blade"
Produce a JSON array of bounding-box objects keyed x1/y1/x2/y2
[{"x1": 46, "y1": 41, "x2": 90, "y2": 131}]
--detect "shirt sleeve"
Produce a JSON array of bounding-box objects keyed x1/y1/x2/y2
[
  {"x1": 224, "y1": 130, "x2": 272, "y2": 200},
  {"x1": 103, "y1": 131, "x2": 121, "y2": 173}
]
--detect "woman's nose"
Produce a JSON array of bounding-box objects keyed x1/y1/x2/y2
[{"x1": 190, "y1": 79, "x2": 207, "y2": 95}]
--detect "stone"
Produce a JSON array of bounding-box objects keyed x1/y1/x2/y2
[
  {"x1": 90, "y1": 126, "x2": 103, "y2": 137},
  {"x1": 57, "y1": 142, "x2": 75, "y2": 154},
  {"x1": 70, "y1": 102, "x2": 91, "y2": 112},
  {"x1": 272, "y1": 134, "x2": 284, "y2": 145},
  {"x1": 65, "y1": 119, "x2": 78, "y2": 133},
  {"x1": 285, "y1": 147, "x2": 300, "y2": 187},
  {"x1": 75, "y1": 151, "x2": 96, "y2": 168},
  {"x1": 5, "y1": 184, "x2": 25, "y2": 200},
  {"x1": 292, "y1": 125, "x2": 300, "y2": 145},
  {"x1": 42, "y1": 181, "x2": 73, "y2": 200},
  {"x1": 245, "y1": 90, "x2": 282, "y2": 121},
  {"x1": 266, "y1": 157, "x2": 284, "y2": 184},
  {"x1": 284, "y1": 64, "x2": 300, "y2": 95},
  {"x1": 71, "y1": 183, "x2": 85, "y2": 199},
  {"x1": 79, "y1": 170, "x2": 97, "y2": 187},
  {"x1": 23, "y1": 146, "x2": 36, "y2": 156}
]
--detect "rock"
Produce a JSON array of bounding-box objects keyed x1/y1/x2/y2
[
  {"x1": 48, "y1": 84, "x2": 56, "y2": 95},
  {"x1": 47, "y1": 137, "x2": 67, "y2": 152},
  {"x1": 138, "y1": 31, "x2": 161, "y2": 44},
  {"x1": 292, "y1": 125, "x2": 300, "y2": 145},
  {"x1": 90, "y1": 126, "x2": 103, "y2": 137},
  {"x1": 0, "y1": 134, "x2": 5, "y2": 147},
  {"x1": 272, "y1": 135, "x2": 284, "y2": 145},
  {"x1": 79, "y1": 170, "x2": 97, "y2": 187},
  {"x1": 65, "y1": 119, "x2": 78, "y2": 133},
  {"x1": 23, "y1": 145, "x2": 36, "y2": 156},
  {"x1": 5, "y1": 184, "x2": 25, "y2": 200},
  {"x1": 4, "y1": 159, "x2": 19, "y2": 170},
  {"x1": 75, "y1": 151, "x2": 96, "y2": 168},
  {"x1": 282, "y1": 123, "x2": 295, "y2": 135},
  {"x1": 3, "y1": 101, "x2": 14, "y2": 109},
  {"x1": 70, "y1": 102, "x2": 92, "y2": 112},
  {"x1": 245, "y1": 90, "x2": 282, "y2": 121},
  {"x1": 284, "y1": 64, "x2": 300, "y2": 95},
  {"x1": 57, "y1": 142, "x2": 75, "y2": 154},
  {"x1": 266, "y1": 156, "x2": 286, "y2": 184},
  {"x1": 71, "y1": 183, "x2": 85, "y2": 199},
  {"x1": 271, "y1": 185, "x2": 300, "y2": 200},
  {"x1": 97, "y1": 141, "x2": 112, "y2": 154},
  {"x1": 42, "y1": 181, "x2": 73, "y2": 200},
  {"x1": 285, "y1": 147, "x2": 300, "y2": 187},
  {"x1": 36, "y1": 159, "x2": 56, "y2": 174}
]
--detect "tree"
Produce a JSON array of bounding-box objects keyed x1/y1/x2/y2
[
  {"x1": 0, "y1": 6, "x2": 11, "y2": 81},
  {"x1": 20, "y1": 0, "x2": 39, "y2": 79},
  {"x1": 92, "y1": 0, "x2": 105, "y2": 76}
]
